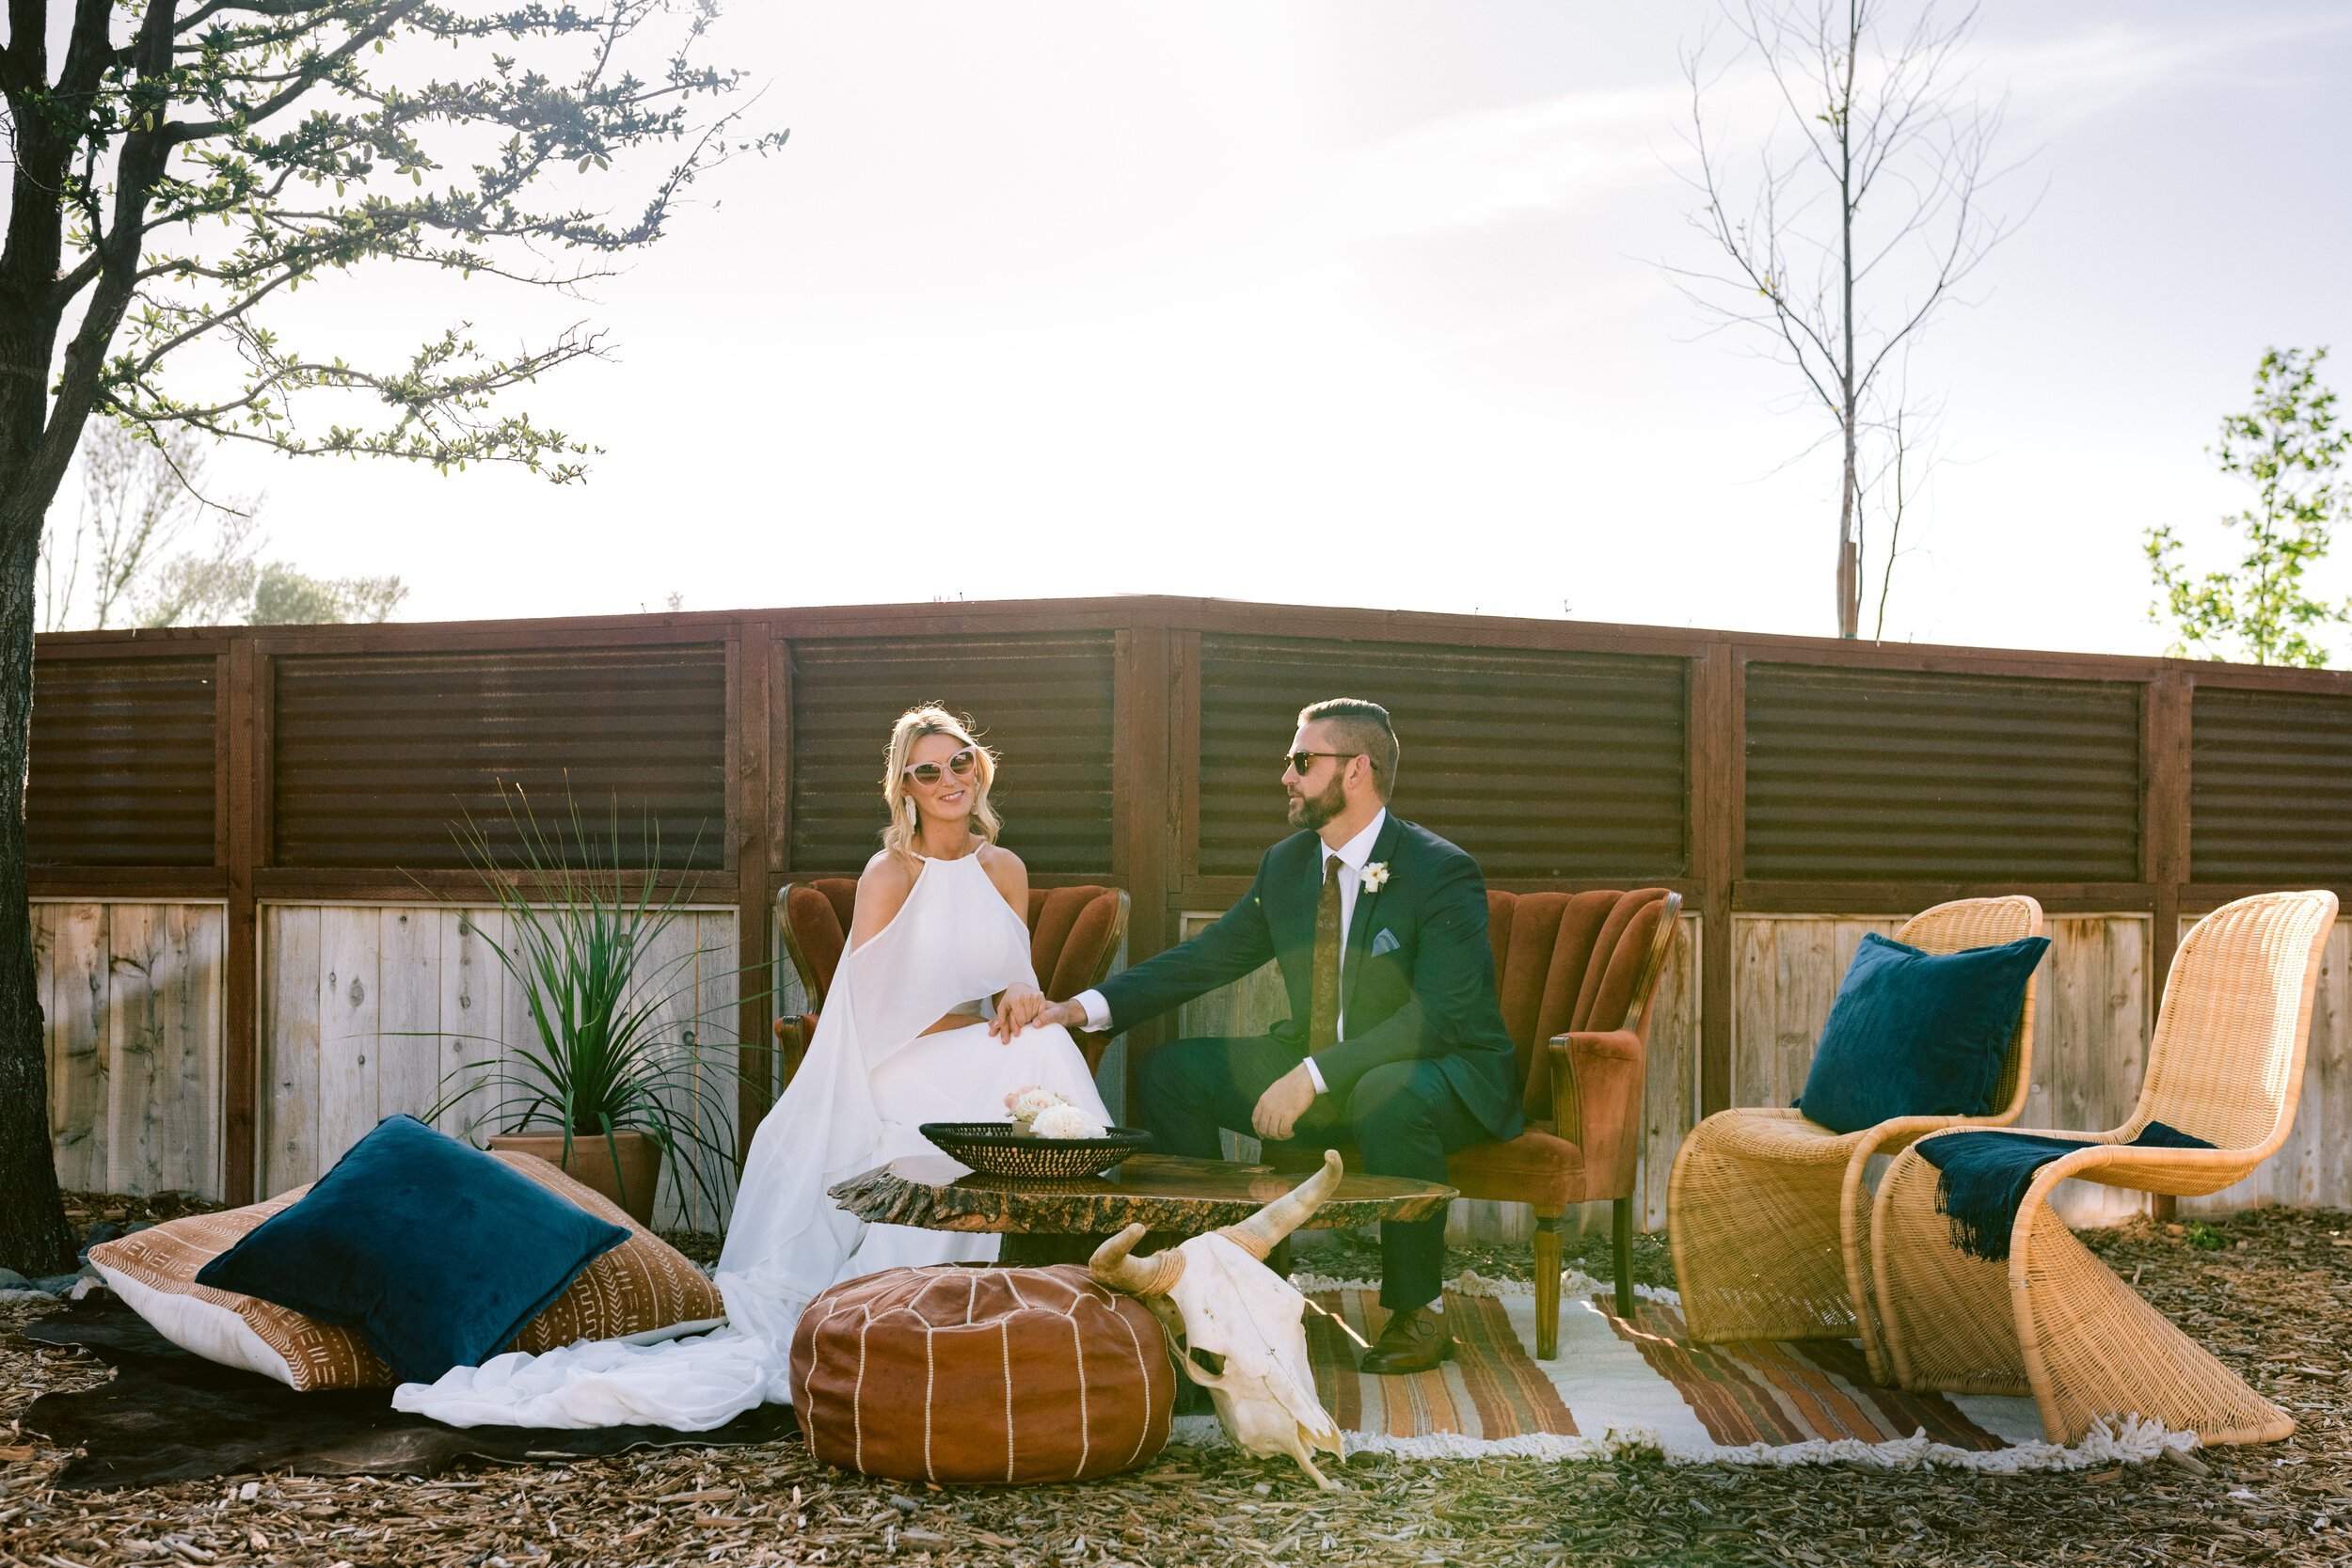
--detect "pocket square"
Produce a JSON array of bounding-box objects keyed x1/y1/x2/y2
[{"x1": 1370, "y1": 927, "x2": 1401, "y2": 957}]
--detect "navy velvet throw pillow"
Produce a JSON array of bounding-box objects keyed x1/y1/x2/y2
[
  {"x1": 1796, "y1": 932, "x2": 2051, "y2": 1136},
  {"x1": 197, "y1": 1114, "x2": 630, "y2": 1385}
]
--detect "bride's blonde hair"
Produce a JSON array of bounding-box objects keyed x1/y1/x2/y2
[{"x1": 880, "y1": 705, "x2": 1002, "y2": 862}]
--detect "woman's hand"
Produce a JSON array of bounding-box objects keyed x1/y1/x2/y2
[{"x1": 990, "y1": 983, "x2": 1049, "y2": 1042}]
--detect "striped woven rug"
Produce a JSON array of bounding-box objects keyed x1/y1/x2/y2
[{"x1": 1222, "y1": 1273, "x2": 2191, "y2": 1470}]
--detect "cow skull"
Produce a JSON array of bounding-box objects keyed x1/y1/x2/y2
[{"x1": 1089, "y1": 1150, "x2": 1347, "y2": 1489}]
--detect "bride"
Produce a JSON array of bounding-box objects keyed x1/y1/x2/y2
[{"x1": 395, "y1": 705, "x2": 1112, "y2": 1429}]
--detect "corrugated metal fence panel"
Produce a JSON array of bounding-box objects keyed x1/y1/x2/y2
[
  {"x1": 273, "y1": 645, "x2": 727, "y2": 868},
  {"x1": 1744, "y1": 664, "x2": 2143, "y2": 880},
  {"x1": 1197, "y1": 636, "x2": 1688, "y2": 879},
  {"x1": 787, "y1": 634, "x2": 1117, "y2": 874},
  {"x1": 29, "y1": 656, "x2": 216, "y2": 866},
  {"x1": 2190, "y1": 686, "x2": 2352, "y2": 884}
]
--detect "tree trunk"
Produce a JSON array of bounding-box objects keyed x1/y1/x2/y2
[
  {"x1": 0, "y1": 498, "x2": 76, "y2": 1275},
  {"x1": 1836, "y1": 413, "x2": 1861, "y2": 639}
]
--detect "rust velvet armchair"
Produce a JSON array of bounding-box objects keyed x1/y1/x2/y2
[
  {"x1": 1270, "y1": 886, "x2": 1681, "y2": 1358},
  {"x1": 772, "y1": 879, "x2": 1131, "y2": 1085}
]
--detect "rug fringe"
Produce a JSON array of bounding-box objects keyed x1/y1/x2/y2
[
  {"x1": 1167, "y1": 1412, "x2": 2198, "y2": 1473},
  {"x1": 1288, "y1": 1269, "x2": 1684, "y2": 1308}
]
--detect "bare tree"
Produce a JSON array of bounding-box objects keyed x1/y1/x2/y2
[
  {"x1": 41, "y1": 422, "x2": 406, "y2": 629},
  {"x1": 38, "y1": 422, "x2": 228, "y2": 631},
  {"x1": 1672, "y1": 0, "x2": 2023, "y2": 638}
]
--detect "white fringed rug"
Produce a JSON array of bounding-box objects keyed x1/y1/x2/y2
[{"x1": 1166, "y1": 1272, "x2": 2196, "y2": 1473}]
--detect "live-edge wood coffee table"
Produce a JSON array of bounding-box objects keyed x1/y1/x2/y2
[{"x1": 829, "y1": 1152, "x2": 1456, "y2": 1267}]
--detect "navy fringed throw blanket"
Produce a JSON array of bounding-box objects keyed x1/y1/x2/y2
[{"x1": 1916, "y1": 1122, "x2": 2214, "y2": 1261}]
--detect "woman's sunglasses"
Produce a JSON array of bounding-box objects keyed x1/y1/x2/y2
[{"x1": 902, "y1": 746, "x2": 980, "y2": 787}]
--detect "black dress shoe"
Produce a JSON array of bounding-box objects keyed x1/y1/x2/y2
[{"x1": 1359, "y1": 1306, "x2": 1454, "y2": 1375}]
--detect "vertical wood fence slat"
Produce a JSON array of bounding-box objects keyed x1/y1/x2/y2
[
  {"x1": 315, "y1": 906, "x2": 381, "y2": 1169},
  {"x1": 437, "y1": 907, "x2": 506, "y2": 1141},
  {"x1": 261, "y1": 905, "x2": 322, "y2": 1194},
  {"x1": 167, "y1": 904, "x2": 226, "y2": 1196},
  {"x1": 377, "y1": 908, "x2": 440, "y2": 1132},
  {"x1": 45, "y1": 904, "x2": 108, "y2": 1191}
]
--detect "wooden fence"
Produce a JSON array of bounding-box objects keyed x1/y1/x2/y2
[{"x1": 32, "y1": 596, "x2": 2352, "y2": 1235}]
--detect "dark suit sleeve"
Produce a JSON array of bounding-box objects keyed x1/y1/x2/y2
[
  {"x1": 1311, "y1": 850, "x2": 1507, "y2": 1100},
  {"x1": 1095, "y1": 858, "x2": 1278, "y2": 1033}
]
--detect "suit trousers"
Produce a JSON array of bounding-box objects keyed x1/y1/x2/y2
[{"x1": 1135, "y1": 1036, "x2": 1486, "y2": 1311}]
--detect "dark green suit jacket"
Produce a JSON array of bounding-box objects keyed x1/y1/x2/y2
[{"x1": 1099, "y1": 814, "x2": 1523, "y2": 1142}]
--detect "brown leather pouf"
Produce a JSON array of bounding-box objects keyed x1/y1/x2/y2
[{"x1": 790, "y1": 1264, "x2": 1175, "y2": 1484}]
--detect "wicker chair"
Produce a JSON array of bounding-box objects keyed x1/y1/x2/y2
[
  {"x1": 773, "y1": 879, "x2": 1130, "y2": 1084},
  {"x1": 1870, "y1": 890, "x2": 2338, "y2": 1446},
  {"x1": 1269, "y1": 887, "x2": 1681, "y2": 1359},
  {"x1": 1668, "y1": 895, "x2": 2045, "y2": 1380}
]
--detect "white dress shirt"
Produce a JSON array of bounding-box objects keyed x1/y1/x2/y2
[{"x1": 1077, "y1": 808, "x2": 1388, "y2": 1098}]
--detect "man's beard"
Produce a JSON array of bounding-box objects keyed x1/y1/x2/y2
[{"x1": 1285, "y1": 773, "x2": 1346, "y2": 831}]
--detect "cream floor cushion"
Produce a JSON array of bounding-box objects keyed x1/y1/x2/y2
[{"x1": 89, "y1": 1151, "x2": 724, "y2": 1390}]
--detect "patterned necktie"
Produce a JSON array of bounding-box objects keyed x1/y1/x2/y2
[{"x1": 1309, "y1": 853, "x2": 1343, "y2": 1054}]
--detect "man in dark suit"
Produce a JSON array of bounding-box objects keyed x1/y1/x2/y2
[{"x1": 1036, "y1": 698, "x2": 1520, "y2": 1373}]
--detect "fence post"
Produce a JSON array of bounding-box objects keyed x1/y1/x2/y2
[
  {"x1": 1690, "y1": 641, "x2": 1740, "y2": 1118},
  {"x1": 222, "y1": 636, "x2": 262, "y2": 1204},
  {"x1": 2143, "y1": 667, "x2": 2192, "y2": 1220},
  {"x1": 734, "y1": 620, "x2": 775, "y2": 1163},
  {"x1": 1109, "y1": 611, "x2": 1177, "y2": 1121}
]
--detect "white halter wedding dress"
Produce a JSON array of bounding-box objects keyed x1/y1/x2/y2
[{"x1": 393, "y1": 850, "x2": 1112, "y2": 1429}]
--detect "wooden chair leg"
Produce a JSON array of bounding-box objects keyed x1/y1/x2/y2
[
  {"x1": 1612, "y1": 1196, "x2": 1635, "y2": 1321},
  {"x1": 1533, "y1": 1207, "x2": 1566, "y2": 1360}
]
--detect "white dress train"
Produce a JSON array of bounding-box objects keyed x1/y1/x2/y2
[{"x1": 393, "y1": 851, "x2": 1111, "y2": 1429}]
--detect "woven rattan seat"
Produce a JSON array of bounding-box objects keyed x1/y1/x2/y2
[
  {"x1": 1870, "y1": 890, "x2": 2338, "y2": 1446},
  {"x1": 1667, "y1": 895, "x2": 2045, "y2": 1379}
]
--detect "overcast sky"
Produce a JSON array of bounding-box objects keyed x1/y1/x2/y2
[{"x1": 131, "y1": 1, "x2": 2352, "y2": 657}]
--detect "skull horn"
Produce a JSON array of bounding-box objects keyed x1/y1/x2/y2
[
  {"x1": 1088, "y1": 1223, "x2": 1187, "y2": 1296},
  {"x1": 1219, "y1": 1149, "x2": 1344, "y2": 1261}
]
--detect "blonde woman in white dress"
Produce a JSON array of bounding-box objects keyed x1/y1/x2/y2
[{"x1": 396, "y1": 706, "x2": 1111, "y2": 1430}]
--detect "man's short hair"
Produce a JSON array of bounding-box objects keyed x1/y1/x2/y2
[{"x1": 1297, "y1": 697, "x2": 1399, "y2": 801}]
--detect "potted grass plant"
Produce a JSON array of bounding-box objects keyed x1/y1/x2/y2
[{"x1": 425, "y1": 786, "x2": 764, "y2": 1227}]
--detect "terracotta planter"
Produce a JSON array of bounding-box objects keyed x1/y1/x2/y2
[{"x1": 487, "y1": 1129, "x2": 663, "y2": 1227}]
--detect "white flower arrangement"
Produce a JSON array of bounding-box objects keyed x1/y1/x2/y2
[
  {"x1": 1004, "y1": 1085, "x2": 1106, "y2": 1139},
  {"x1": 1030, "y1": 1102, "x2": 1108, "y2": 1140},
  {"x1": 1005, "y1": 1085, "x2": 1065, "y2": 1123},
  {"x1": 1361, "y1": 861, "x2": 1391, "y2": 892}
]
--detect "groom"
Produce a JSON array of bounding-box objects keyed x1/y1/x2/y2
[{"x1": 1038, "y1": 698, "x2": 1520, "y2": 1374}]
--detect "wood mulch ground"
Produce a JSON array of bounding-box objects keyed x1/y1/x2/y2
[{"x1": 4, "y1": 1198, "x2": 2347, "y2": 1568}]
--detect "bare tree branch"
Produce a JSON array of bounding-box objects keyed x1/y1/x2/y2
[{"x1": 1669, "y1": 0, "x2": 2025, "y2": 637}]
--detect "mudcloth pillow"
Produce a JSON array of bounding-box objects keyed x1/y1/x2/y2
[
  {"x1": 1796, "y1": 932, "x2": 2050, "y2": 1136},
  {"x1": 197, "y1": 1115, "x2": 630, "y2": 1384}
]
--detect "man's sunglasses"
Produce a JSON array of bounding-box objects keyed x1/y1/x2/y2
[
  {"x1": 1282, "y1": 750, "x2": 1359, "y2": 776},
  {"x1": 903, "y1": 746, "x2": 980, "y2": 787}
]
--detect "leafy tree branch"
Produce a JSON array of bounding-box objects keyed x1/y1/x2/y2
[{"x1": 2147, "y1": 347, "x2": 2348, "y2": 669}]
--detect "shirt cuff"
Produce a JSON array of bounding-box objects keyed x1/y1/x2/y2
[
  {"x1": 1302, "y1": 1057, "x2": 1327, "y2": 1094},
  {"x1": 1075, "y1": 989, "x2": 1112, "y2": 1034}
]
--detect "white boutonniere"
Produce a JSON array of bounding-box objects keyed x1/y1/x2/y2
[{"x1": 1361, "y1": 862, "x2": 1391, "y2": 892}]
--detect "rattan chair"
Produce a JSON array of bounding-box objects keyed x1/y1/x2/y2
[
  {"x1": 1667, "y1": 895, "x2": 2045, "y2": 1380},
  {"x1": 773, "y1": 879, "x2": 1130, "y2": 1084},
  {"x1": 1870, "y1": 890, "x2": 2338, "y2": 1446}
]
